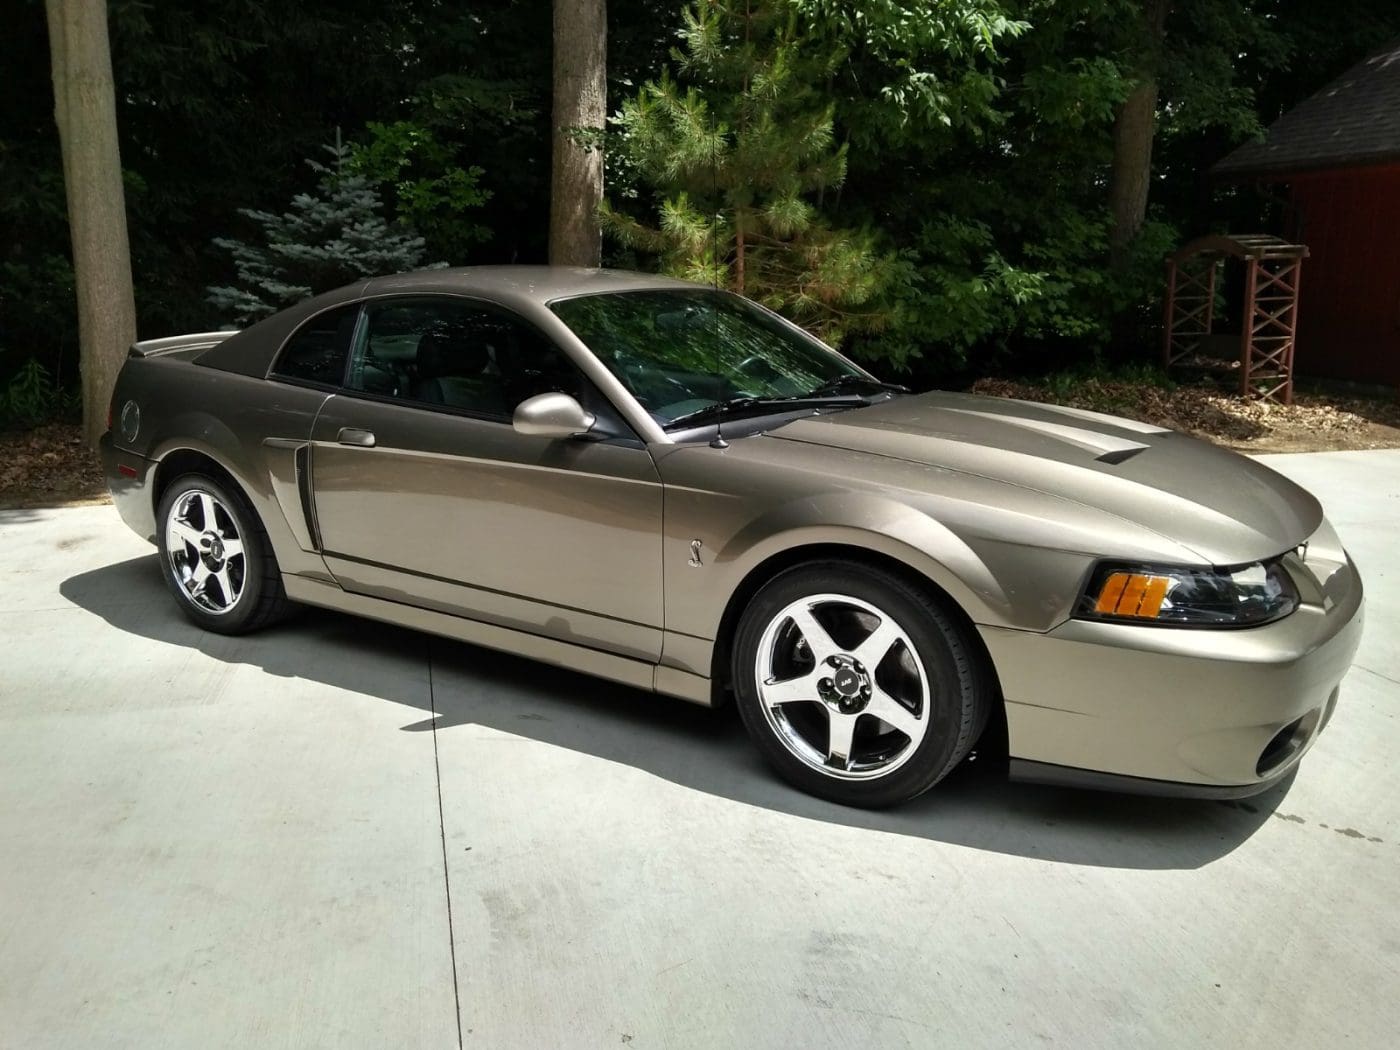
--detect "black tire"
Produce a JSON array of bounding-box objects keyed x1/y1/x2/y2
[
  {"x1": 155, "y1": 473, "x2": 292, "y2": 634},
  {"x1": 732, "y1": 560, "x2": 991, "y2": 808}
]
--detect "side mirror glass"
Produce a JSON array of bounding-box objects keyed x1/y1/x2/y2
[{"x1": 512, "y1": 392, "x2": 597, "y2": 439}]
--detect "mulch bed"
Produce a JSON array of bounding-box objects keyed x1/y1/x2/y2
[
  {"x1": 0, "y1": 423, "x2": 109, "y2": 508},
  {"x1": 970, "y1": 378, "x2": 1400, "y2": 454}
]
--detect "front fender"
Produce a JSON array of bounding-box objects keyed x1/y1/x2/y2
[
  {"x1": 658, "y1": 489, "x2": 1033, "y2": 681},
  {"x1": 656, "y1": 440, "x2": 1103, "y2": 680},
  {"x1": 713, "y1": 492, "x2": 1010, "y2": 626}
]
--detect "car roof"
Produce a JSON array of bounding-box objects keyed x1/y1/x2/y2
[
  {"x1": 364, "y1": 265, "x2": 702, "y2": 304},
  {"x1": 196, "y1": 266, "x2": 709, "y2": 378}
]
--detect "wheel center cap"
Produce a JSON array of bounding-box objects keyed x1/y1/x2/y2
[
  {"x1": 820, "y1": 655, "x2": 871, "y2": 712},
  {"x1": 202, "y1": 532, "x2": 224, "y2": 565}
]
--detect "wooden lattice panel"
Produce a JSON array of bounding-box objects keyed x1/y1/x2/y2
[
  {"x1": 1241, "y1": 257, "x2": 1302, "y2": 404},
  {"x1": 1162, "y1": 234, "x2": 1307, "y2": 404}
]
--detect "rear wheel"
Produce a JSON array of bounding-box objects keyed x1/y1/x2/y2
[
  {"x1": 732, "y1": 561, "x2": 990, "y2": 808},
  {"x1": 156, "y1": 473, "x2": 291, "y2": 634}
]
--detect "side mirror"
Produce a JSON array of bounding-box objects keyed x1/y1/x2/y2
[{"x1": 512, "y1": 392, "x2": 597, "y2": 439}]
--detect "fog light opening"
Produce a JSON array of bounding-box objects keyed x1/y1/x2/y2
[
  {"x1": 1320, "y1": 686, "x2": 1342, "y2": 732},
  {"x1": 1256, "y1": 716, "x2": 1307, "y2": 777}
]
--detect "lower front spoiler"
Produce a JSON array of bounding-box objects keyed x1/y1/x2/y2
[{"x1": 1009, "y1": 758, "x2": 1295, "y2": 800}]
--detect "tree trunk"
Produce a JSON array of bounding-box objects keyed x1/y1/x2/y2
[
  {"x1": 1108, "y1": 0, "x2": 1170, "y2": 272},
  {"x1": 45, "y1": 0, "x2": 137, "y2": 447},
  {"x1": 550, "y1": 0, "x2": 606, "y2": 267}
]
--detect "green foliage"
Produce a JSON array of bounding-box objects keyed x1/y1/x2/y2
[
  {"x1": 792, "y1": 0, "x2": 1027, "y2": 144},
  {"x1": 350, "y1": 120, "x2": 492, "y2": 263},
  {"x1": 207, "y1": 140, "x2": 441, "y2": 323},
  {"x1": 8, "y1": 0, "x2": 1400, "y2": 400},
  {"x1": 1, "y1": 359, "x2": 78, "y2": 429},
  {"x1": 605, "y1": 1, "x2": 897, "y2": 347},
  {"x1": 832, "y1": 0, "x2": 1162, "y2": 371},
  {"x1": 1, "y1": 255, "x2": 76, "y2": 351}
]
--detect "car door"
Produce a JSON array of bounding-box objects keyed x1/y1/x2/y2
[{"x1": 308, "y1": 295, "x2": 664, "y2": 662}]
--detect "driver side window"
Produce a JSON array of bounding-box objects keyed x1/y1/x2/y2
[{"x1": 344, "y1": 297, "x2": 602, "y2": 423}]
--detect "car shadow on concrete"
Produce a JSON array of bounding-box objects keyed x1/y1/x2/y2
[
  {"x1": 61, "y1": 555, "x2": 1292, "y2": 871},
  {"x1": 0, "y1": 507, "x2": 50, "y2": 524}
]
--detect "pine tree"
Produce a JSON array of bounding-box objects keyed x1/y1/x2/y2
[
  {"x1": 604, "y1": 0, "x2": 893, "y2": 346},
  {"x1": 208, "y1": 139, "x2": 439, "y2": 323}
]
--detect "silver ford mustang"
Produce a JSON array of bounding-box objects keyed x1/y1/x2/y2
[{"x1": 99, "y1": 267, "x2": 1364, "y2": 807}]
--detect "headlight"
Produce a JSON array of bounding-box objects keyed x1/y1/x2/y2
[{"x1": 1078, "y1": 558, "x2": 1299, "y2": 628}]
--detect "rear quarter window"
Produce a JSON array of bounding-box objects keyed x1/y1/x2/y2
[{"x1": 271, "y1": 304, "x2": 360, "y2": 386}]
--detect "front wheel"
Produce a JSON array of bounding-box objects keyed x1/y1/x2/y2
[
  {"x1": 156, "y1": 473, "x2": 291, "y2": 634},
  {"x1": 732, "y1": 561, "x2": 991, "y2": 808}
]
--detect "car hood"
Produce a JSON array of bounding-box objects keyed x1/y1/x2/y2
[{"x1": 767, "y1": 391, "x2": 1322, "y2": 565}]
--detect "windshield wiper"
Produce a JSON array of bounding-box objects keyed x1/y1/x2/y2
[
  {"x1": 804, "y1": 374, "x2": 909, "y2": 398},
  {"x1": 665, "y1": 375, "x2": 907, "y2": 431},
  {"x1": 665, "y1": 395, "x2": 864, "y2": 431}
]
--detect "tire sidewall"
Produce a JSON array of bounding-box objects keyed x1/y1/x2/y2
[
  {"x1": 156, "y1": 474, "x2": 266, "y2": 633},
  {"x1": 732, "y1": 563, "x2": 978, "y2": 807}
]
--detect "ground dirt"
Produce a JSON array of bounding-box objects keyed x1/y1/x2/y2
[
  {"x1": 970, "y1": 378, "x2": 1400, "y2": 454},
  {"x1": 0, "y1": 423, "x2": 109, "y2": 509},
  {"x1": 4, "y1": 383, "x2": 1398, "y2": 508}
]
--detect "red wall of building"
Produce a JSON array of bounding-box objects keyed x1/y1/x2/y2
[{"x1": 1288, "y1": 163, "x2": 1400, "y2": 386}]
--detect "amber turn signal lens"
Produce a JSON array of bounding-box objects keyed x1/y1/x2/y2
[{"x1": 1093, "y1": 572, "x2": 1170, "y2": 619}]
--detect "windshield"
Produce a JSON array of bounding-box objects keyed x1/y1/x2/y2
[{"x1": 549, "y1": 289, "x2": 865, "y2": 428}]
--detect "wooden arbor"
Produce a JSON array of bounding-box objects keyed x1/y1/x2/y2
[{"x1": 1162, "y1": 234, "x2": 1308, "y2": 403}]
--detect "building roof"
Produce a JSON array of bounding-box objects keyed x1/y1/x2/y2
[{"x1": 1215, "y1": 38, "x2": 1400, "y2": 178}]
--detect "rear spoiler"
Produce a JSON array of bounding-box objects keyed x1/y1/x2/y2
[{"x1": 129, "y1": 330, "x2": 239, "y2": 359}]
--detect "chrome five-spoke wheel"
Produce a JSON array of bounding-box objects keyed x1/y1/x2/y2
[
  {"x1": 164, "y1": 488, "x2": 247, "y2": 614},
  {"x1": 733, "y1": 561, "x2": 989, "y2": 807},
  {"x1": 156, "y1": 472, "x2": 291, "y2": 634},
  {"x1": 756, "y1": 593, "x2": 929, "y2": 779}
]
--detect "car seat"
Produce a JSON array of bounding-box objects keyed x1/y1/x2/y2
[{"x1": 412, "y1": 325, "x2": 509, "y2": 415}]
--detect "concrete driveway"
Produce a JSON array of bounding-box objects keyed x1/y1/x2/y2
[{"x1": 1, "y1": 450, "x2": 1396, "y2": 1049}]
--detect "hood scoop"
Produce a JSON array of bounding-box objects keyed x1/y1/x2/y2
[
  {"x1": 939, "y1": 408, "x2": 1150, "y2": 461},
  {"x1": 1096, "y1": 446, "x2": 1147, "y2": 465},
  {"x1": 765, "y1": 390, "x2": 1323, "y2": 563}
]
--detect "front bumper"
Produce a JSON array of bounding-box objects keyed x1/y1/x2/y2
[
  {"x1": 981, "y1": 526, "x2": 1364, "y2": 798},
  {"x1": 98, "y1": 431, "x2": 158, "y2": 543}
]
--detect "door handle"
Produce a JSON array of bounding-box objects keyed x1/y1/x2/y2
[{"x1": 337, "y1": 427, "x2": 376, "y2": 448}]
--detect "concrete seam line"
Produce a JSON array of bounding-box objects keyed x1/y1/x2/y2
[
  {"x1": 1354, "y1": 663, "x2": 1400, "y2": 689},
  {"x1": 429, "y1": 637, "x2": 465, "y2": 1050}
]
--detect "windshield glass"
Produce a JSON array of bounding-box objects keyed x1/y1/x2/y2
[{"x1": 549, "y1": 289, "x2": 864, "y2": 427}]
